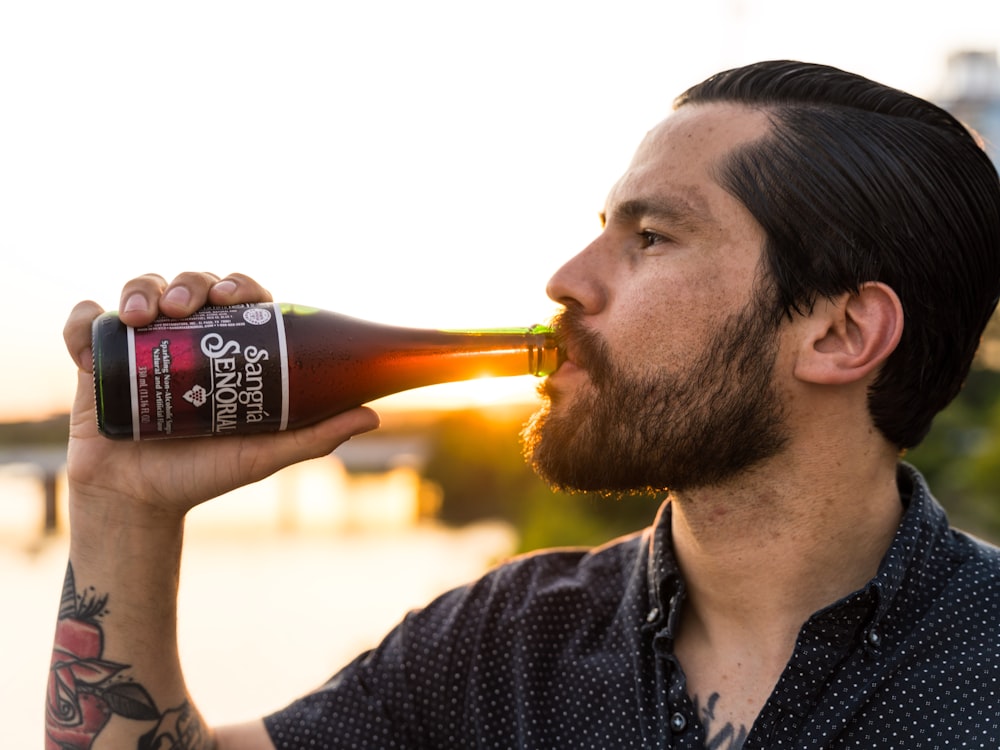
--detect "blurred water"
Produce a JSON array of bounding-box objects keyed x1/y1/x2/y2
[{"x1": 0, "y1": 469, "x2": 517, "y2": 747}]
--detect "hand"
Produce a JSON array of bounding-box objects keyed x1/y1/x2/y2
[{"x1": 63, "y1": 272, "x2": 380, "y2": 521}]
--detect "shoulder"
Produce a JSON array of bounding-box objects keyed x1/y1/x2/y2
[
  {"x1": 945, "y1": 527, "x2": 1000, "y2": 601},
  {"x1": 403, "y1": 528, "x2": 651, "y2": 640},
  {"x1": 479, "y1": 529, "x2": 650, "y2": 603},
  {"x1": 901, "y1": 463, "x2": 1000, "y2": 596},
  {"x1": 893, "y1": 526, "x2": 1000, "y2": 672}
]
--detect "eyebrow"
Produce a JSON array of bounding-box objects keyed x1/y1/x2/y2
[{"x1": 599, "y1": 195, "x2": 714, "y2": 234}]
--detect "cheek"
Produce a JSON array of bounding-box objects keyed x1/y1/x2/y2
[
  {"x1": 601, "y1": 250, "x2": 758, "y2": 370},
  {"x1": 604, "y1": 292, "x2": 704, "y2": 371}
]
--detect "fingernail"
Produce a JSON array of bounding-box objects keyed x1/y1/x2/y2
[
  {"x1": 122, "y1": 293, "x2": 148, "y2": 314},
  {"x1": 213, "y1": 279, "x2": 238, "y2": 295},
  {"x1": 163, "y1": 286, "x2": 191, "y2": 306}
]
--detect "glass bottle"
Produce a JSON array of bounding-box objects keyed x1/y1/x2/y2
[{"x1": 92, "y1": 303, "x2": 560, "y2": 440}]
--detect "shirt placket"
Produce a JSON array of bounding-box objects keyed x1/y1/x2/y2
[
  {"x1": 745, "y1": 594, "x2": 877, "y2": 748},
  {"x1": 644, "y1": 589, "x2": 709, "y2": 749}
]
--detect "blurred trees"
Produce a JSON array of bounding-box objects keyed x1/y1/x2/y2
[
  {"x1": 421, "y1": 407, "x2": 662, "y2": 553},
  {"x1": 906, "y1": 366, "x2": 1000, "y2": 543},
  {"x1": 0, "y1": 415, "x2": 69, "y2": 445}
]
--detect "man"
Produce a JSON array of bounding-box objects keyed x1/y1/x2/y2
[{"x1": 48, "y1": 60, "x2": 1000, "y2": 749}]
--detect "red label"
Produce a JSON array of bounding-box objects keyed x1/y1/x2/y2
[{"x1": 128, "y1": 304, "x2": 288, "y2": 438}]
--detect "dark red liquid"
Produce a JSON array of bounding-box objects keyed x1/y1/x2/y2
[{"x1": 93, "y1": 304, "x2": 557, "y2": 440}]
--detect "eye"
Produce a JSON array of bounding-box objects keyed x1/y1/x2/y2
[{"x1": 637, "y1": 229, "x2": 670, "y2": 249}]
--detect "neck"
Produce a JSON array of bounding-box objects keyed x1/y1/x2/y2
[{"x1": 670, "y1": 443, "x2": 903, "y2": 647}]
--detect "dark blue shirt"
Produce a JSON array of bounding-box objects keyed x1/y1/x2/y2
[{"x1": 265, "y1": 464, "x2": 1000, "y2": 748}]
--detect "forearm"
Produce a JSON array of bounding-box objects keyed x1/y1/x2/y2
[
  {"x1": 46, "y1": 498, "x2": 215, "y2": 749},
  {"x1": 49, "y1": 272, "x2": 378, "y2": 749}
]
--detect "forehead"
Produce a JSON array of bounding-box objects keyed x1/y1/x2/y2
[{"x1": 605, "y1": 103, "x2": 771, "y2": 229}]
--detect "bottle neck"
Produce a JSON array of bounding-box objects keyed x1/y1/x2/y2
[{"x1": 439, "y1": 325, "x2": 559, "y2": 376}]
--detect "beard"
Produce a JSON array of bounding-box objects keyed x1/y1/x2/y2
[{"x1": 522, "y1": 292, "x2": 789, "y2": 494}]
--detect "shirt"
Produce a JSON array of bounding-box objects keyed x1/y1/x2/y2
[{"x1": 264, "y1": 463, "x2": 1000, "y2": 748}]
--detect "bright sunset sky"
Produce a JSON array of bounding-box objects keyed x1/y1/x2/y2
[{"x1": 2, "y1": 0, "x2": 998, "y2": 421}]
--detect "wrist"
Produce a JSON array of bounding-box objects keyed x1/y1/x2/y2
[{"x1": 67, "y1": 487, "x2": 186, "y2": 565}]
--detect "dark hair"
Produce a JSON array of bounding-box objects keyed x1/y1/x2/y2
[{"x1": 676, "y1": 60, "x2": 1000, "y2": 449}]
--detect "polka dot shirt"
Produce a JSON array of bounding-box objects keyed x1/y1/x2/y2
[{"x1": 264, "y1": 463, "x2": 1000, "y2": 748}]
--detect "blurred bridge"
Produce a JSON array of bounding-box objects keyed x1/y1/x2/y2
[
  {"x1": 0, "y1": 445, "x2": 67, "y2": 534},
  {"x1": 0, "y1": 436, "x2": 431, "y2": 536}
]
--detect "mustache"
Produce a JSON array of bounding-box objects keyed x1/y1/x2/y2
[{"x1": 550, "y1": 307, "x2": 615, "y2": 384}]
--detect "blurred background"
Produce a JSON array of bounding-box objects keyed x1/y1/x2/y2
[{"x1": 3, "y1": 0, "x2": 1000, "y2": 745}]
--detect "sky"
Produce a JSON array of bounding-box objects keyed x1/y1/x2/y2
[{"x1": 1, "y1": 0, "x2": 998, "y2": 421}]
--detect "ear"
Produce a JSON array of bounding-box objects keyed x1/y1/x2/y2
[{"x1": 793, "y1": 282, "x2": 904, "y2": 386}]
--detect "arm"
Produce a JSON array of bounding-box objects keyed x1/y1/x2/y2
[{"x1": 46, "y1": 272, "x2": 380, "y2": 750}]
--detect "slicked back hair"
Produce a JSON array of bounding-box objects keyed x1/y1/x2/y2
[{"x1": 677, "y1": 60, "x2": 1000, "y2": 449}]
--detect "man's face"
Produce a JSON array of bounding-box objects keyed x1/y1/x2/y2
[{"x1": 523, "y1": 103, "x2": 790, "y2": 493}]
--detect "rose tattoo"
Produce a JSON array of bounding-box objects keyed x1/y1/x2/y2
[{"x1": 46, "y1": 564, "x2": 188, "y2": 750}]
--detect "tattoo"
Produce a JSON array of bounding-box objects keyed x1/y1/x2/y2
[
  {"x1": 138, "y1": 703, "x2": 209, "y2": 749},
  {"x1": 46, "y1": 563, "x2": 209, "y2": 750},
  {"x1": 695, "y1": 692, "x2": 749, "y2": 750}
]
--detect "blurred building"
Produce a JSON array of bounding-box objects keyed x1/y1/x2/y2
[
  {"x1": 935, "y1": 49, "x2": 1000, "y2": 164},
  {"x1": 933, "y1": 50, "x2": 1000, "y2": 372}
]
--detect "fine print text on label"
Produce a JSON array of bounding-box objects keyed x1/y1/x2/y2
[{"x1": 131, "y1": 304, "x2": 285, "y2": 438}]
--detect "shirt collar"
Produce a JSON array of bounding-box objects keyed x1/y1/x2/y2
[
  {"x1": 644, "y1": 500, "x2": 683, "y2": 638},
  {"x1": 861, "y1": 462, "x2": 952, "y2": 630},
  {"x1": 643, "y1": 462, "x2": 952, "y2": 638}
]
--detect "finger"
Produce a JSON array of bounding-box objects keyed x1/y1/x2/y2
[
  {"x1": 312, "y1": 406, "x2": 381, "y2": 444},
  {"x1": 63, "y1": 300, "x2": 105, "y2": 372},
  {"x1": 69, "y1": 367, "x2": 100, "y2": 439},
  {"x1": 208, "y1": 272, "x2": 274, "y2": 306},
  {"x1": 156, "y1": 271, "x2": 226, "y2": 319},
  {"x1": 253, "y1": 407, "x2": 382, "y2": 477},
  {"x1": 117, "y1": 273, "x2": 170, "y2": 327}
]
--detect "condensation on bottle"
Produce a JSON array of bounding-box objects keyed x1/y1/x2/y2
[{"x1": 91, "y1": 302, "x2": 561, "y2": 440}]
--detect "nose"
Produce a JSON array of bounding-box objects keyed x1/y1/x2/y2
[{"x1": 545, "y1": 238, "x2": 608, "y2": 314}]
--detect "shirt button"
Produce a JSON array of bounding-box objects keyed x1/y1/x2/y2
[
  {"x1": 646, "y1": 607, "x2": 660, "y2": 623},
  {"x1": 867, "y1": 629, "x2": 882, "y2": 646},
  {"x1": 670, "y1": 712, "x2": 687, "y2": 732}
]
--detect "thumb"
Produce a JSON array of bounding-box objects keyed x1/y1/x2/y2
[{"x1": 243, "y1": 406, "x2": 382, "y2": 478}]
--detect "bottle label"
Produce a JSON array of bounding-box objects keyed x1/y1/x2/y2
[{"x1": 126, "y1": 303, "x2": 288, "y2": 439}]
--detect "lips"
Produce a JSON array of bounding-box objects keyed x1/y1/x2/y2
[
  {"x1": 551, "y1": 358, "x2": 581, "y2": 377},
  {"x1": 553, "y1": 330, "x2": 596, "y2": 375},
  {"x1": 547, "y1": 330, "x2": 576, "y2": 375},
  {"x1": 544, "y1": 307, "x2": 611, "y2": 390},
  {"x1": 546, "y1": 336, "x2": 589, "y2": 389}
]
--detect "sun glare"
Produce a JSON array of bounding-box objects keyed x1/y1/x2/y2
[{"x1": 371, "y1": 375, "x2": 544, "y2": 412}]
